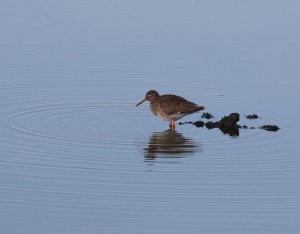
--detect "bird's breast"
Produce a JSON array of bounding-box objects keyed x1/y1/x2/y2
[
  {"x1": 150, "y1": 101, "x2": 168, "y2": 120},
  {"x1": 150, "y1": 101, "x2": 158, "y2": 116}
]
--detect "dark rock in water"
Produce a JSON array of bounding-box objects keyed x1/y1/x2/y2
[
  {"x1": 203, "y1": 113, "x2": 240, "y2": 137},
  {"x1": 259, "y1": 125, "x2": 280, "y2": 132},
  {"x1": 245, "y1": 114, "x2": 260, "y2": 119},
  {"x1": 201, "y1": 112, "x2": 214, "y2": 119},
  {"x1": 217, "y1": 113, "x2": 240, "y2": 137},
  {"x1": 219, "y1": 113, "x2": 240, "y2": 128},
  {"x1": 205, "y1": 121, "x2": 218, "y2": 129},
  {"x1": 179, "y1": 112, "x2": 279, "y2": 136},
  {"x1": 193, "y1": 120, "x2": 205, "y2": 128}
]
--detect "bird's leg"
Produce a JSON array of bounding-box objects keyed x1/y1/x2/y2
[
  {"x1": 172, "y1": 121, "x2": 176, "y2": 130},
  {"x1": 169, "y1": 120, "x2": 176, "y2": 130}
]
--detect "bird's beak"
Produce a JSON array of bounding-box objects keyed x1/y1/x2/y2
[{"x1": 136, "y1": 98, "x2": 147, "y2": 107}]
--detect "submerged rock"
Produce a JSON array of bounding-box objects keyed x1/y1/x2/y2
[{"x1": 259, "y1": 125, "x2": 280, "y2": 132}]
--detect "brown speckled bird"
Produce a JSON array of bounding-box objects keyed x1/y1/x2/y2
[{"x1": 136, "y1": 90, "x2": 204, "y2": 129}]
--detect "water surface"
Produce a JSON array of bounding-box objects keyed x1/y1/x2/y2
[{"x1": 1, "y1": 1, "x2": 300, "y2": 233}]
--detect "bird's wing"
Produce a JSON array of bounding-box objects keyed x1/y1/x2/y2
[{"x1": 159, "y1": 95, "x2": 202, "y2": 115}]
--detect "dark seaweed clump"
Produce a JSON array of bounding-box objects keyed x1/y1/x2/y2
[
  {"x1": 259, "y1": 125, "x2": 280, "y2": 132},
  {"x1": 193, "y1": 120, "x2": 205, "y2": 128},
  {"x1": 179, "y1": 112, "x2": 240, "y2": 136},
  {"x1": 245, "y1": 114, "x2": 260, "y2": 119},
  {"x1": 202, "y1": 113, "x2": 240, "y2": 136},
  {"x1": 201, "y1": 112, "x2": 214, "y2": 119},
  {"x1": 179, "y1": 113, "x2": 280, "y2": 136},
  {"x1": 179, "y1": 112, "x2": 280, "y2": 136},
  {"x1": 205, "y1": 121, "x2": 216, "y2": 129},
  {"x1": 216, "y1": 113, "x2": 240, "y2": 136}
]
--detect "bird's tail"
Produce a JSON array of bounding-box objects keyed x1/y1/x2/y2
[{"x1": 197, "y1": 105, "x2": 205, "y2": 111}]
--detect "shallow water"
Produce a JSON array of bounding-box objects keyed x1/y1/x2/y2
[{"x1": 1, "y1": 1, "x2": 300, "y2": 233}]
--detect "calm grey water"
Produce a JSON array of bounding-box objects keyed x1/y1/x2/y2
[{"x1": 1, "y1": 1, "x2": 300, "y2": 233}]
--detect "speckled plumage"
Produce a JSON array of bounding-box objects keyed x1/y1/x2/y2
[{"x1": 136, "y1": 90, "x2": 205, "y2": 129}]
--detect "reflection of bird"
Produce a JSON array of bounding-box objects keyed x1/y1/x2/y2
[
  {"x1": 136, "y1": 90, "x2": 204, "y2": 129},
  {"x1": 144, "y1": 129, "x2": 201, "y2": 160}
]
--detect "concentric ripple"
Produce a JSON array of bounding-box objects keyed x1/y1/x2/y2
[{"x1": 3, "y1": 102, "x2": 133, "y2": 144}]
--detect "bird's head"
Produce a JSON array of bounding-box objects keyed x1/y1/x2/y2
[{"x1": 136, "y1": 90, "x2": 160, "y2": 106}]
